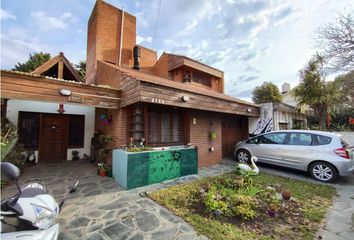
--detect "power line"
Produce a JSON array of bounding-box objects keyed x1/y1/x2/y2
[{"x1": 152, "y1": 0, "x2": 162, "y2": 49}]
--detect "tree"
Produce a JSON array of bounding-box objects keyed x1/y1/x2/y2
[
  {"x1": 334, "y1": 70, "x2": 354, "y2": 108},
  {"x1": 251, "y1": 82, "x2": 283, "y2": 104},
  {"x1": 12, "y1": 52, "x2": 51, "y2": 72},
  {"x1": 75, "y1": 60, "x2": 86, "y2": 78},
  {"x1": 315, "y1": 10, "x2": 354, "y2": 71},
  {"x1": 293, "y1": 55, "x2": 342, "y2": 129}
]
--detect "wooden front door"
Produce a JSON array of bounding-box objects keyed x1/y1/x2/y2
[
  {"x1": 222, "y1": 116, "x2": 249, "y2": 157},
  {"x1": 39, "y1": 114, "x2": 68, "y2": 162}
]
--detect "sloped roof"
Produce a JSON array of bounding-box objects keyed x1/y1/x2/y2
[
  {"x1": 100, "y1": 60, "x2": 258, "y2": 107},
  {"x1": 1, "y1": 70, "x2": 115, "y2": 89},
  {"x1": 32, "y1": 52, "x2": 83, "y2": 82}
]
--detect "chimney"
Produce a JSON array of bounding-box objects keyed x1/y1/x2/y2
[
  {"x1": 282, "y1": 82, "x2": 290, "y2": 94},
  {"x1": 133, "y1": 46, "x2": 141, "y2": 70},
  {"x1": 86, "y1": 0, "x2": 136, "y2": 85}
]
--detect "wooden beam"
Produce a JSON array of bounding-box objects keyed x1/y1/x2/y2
[{"x1": 58, "y1": 60, "x2": 64, "y2": 79}]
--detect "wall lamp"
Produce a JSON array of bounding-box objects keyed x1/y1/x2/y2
[
  {"x1": 59, "y1": 89, "x2": 72, "y2": 96},
  {"x1": 181, "y1": 95, "x2": 189, "y2": 102}
]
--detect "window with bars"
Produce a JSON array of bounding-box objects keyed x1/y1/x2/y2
[{"x1": 148, "y1": 110, "x2": 184, "y2": 146}]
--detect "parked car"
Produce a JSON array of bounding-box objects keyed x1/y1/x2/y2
[{"x1": 234, "y1": 130, "x2": 354, "y2": 183}]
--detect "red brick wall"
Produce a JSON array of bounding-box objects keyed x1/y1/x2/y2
[
  {"x1": 96, "y1": 61, "x2": 121, "y2": 87},
  {"x1": 86, "y1": 2, "x2": 98, "y2": 85},
  {"x1": 86, "y1": 0, "x2": 136, "y2": 85},
  {"x1": 121, "y1": 13, "x2": 136, "y2": 67},
  {"x1": 154, "y1": 54, "x2": 169, "y2": 78},
  {"x1": 139, "y1": 45, "x2": 157, "y2": 72},
  {"x1": 189, "y1": 110, "x2": 222, "y2": 167},
  {"x1": 95, "y1": 107, "x2": 127, "y2": 165}
]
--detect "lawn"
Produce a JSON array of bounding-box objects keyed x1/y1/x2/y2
[{"x1": 149, "y1": 171, "x2": 336, "y2": 240}]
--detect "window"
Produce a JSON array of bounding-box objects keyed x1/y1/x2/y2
[
  {"x1": 161, "y1": 113, "x2": 170, "y2": 143},
  {"x1": 148, "y1": 110, "x2": 184, "y2": 146},
  {"x1": 192, "y1": 71, "x2": 211, "y2": 87},
  {"x1": 258, "y1": 133, "x2": 287, "y2": 144},
  {"x1": 279, "y1": 122, "x2": 289, "y2": 130},
  {"x1": 314, "y1": 135, "x2": 332, "y2": 145},
  {"x1": 246, "y1": 137, "x2": 259, "y2": 144},
  {"x1": 18, "y1": 112, "x2": 40, "y2": 149},
  {"x1": 288, "y1": 133, "x2": 312, "y2": 146},
  {"x1": 68, "y1": 115, "x2": 85, "y2": 148}
]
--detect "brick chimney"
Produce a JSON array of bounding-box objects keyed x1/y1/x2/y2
[{"x1": 86, "y1": 0, "x2": 136, "y2": 85}]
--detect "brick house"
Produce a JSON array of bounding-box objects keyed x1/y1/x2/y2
[
  {"x1": 1, "y1": 0, "x2": 259, "y2": 167},
  {"x1": 88, "y1": 0, "x2": 259, "y2": 167}
]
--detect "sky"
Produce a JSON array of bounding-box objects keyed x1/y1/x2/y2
[{"x1": 1, "y1": 0, "x2": 353, "y2": 102}]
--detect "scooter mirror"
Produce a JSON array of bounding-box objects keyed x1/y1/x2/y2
[
  {"x1": 1, "y1": 162, "x2": 20, "y2": 182},
  {"x1": 69, "y1": 180, "x2": 79, "y2": 193}
]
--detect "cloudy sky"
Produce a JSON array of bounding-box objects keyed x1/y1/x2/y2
[{"x1": 1, "y1": 0, "x2": 353, "y2": 102}]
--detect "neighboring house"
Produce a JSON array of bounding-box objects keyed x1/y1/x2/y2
[
  {"x1": 249, "y1": 102, "x2": 308, "y2": 136},
  {"x1": 281, "y1": 82, "x2": 313, "y2": 115},
  {"x1": 1, "y1": 0, "x2": 260, "y2": 167}
]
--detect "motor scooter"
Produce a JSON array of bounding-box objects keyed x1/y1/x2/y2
[{"x1": 0, "y1": 162, "x2": 79, "y2": 239}]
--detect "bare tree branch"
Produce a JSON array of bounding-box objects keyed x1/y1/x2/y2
[{"x1": 315, "y1": 10, "x2": 354, "y2": 71}]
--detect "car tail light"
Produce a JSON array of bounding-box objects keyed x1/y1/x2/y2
[{"x1": 334, "y1": 148, "x2": 349, "y2": 159}]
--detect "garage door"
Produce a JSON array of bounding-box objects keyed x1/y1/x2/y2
[{"x1": 222, "y1": 116, "x2": 248, "y2": 157}]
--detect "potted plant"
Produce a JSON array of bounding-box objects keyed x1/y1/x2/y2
[
  {"x1": 72, "y1": 150, "x2": 80, "y2": 161},
  {"x1": 98, "y1": 163, "x2": 108, "y2": 176},
  {"x1": 209, "y1": 132, "x2": 217, "y2": 140},
  {"x1": 281, "y1": 189, "x2": 292, "y2": 201},
  {"x1": 267, "y1": 197, "x2": 280, "y2": 217},
  {"x1": 267, "y1": 203, "x2": 278, "y2": 217}
]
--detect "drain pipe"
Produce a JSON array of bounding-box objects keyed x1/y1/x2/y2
[{"x1": 119, "y1": 8, "x2": 124, "y2": 66}]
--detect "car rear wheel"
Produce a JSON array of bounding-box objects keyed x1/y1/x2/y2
[
  {"x1": 309, "y1": 162, "x2": 338, "y2": 183},
  {"x1": 236, "y1": 149, "x2": 251, "y2": 163}
]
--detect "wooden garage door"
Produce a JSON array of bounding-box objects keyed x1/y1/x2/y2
[
  {"x1": 222, "y1": 116, "x2": 248, "y2": 157},
  {"x1": 39, "y1": 114, "x2": 68, "y2": 162}
]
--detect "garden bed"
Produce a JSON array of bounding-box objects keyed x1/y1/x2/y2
[{"x1": 149, "y1": 171, "x2": 336, "y2": 240}]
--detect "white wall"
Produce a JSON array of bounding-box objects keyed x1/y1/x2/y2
[
  {"x1": 7, "y1": 99, "x2": 95, "y2": 161},
  {"x1": 249, "y1": 103, "x2": 273, "y2": 135},
  {"x1": 335, "y1": 132, "x2": 354, "y2": 145}
]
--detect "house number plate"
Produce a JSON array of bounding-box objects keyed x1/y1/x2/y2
[
  {"x1": 68, "y1": 95, "x2": 84, "y2": 103},
  {"x1": 151, "y1": 98, "x2": 165, "y2": 104}
]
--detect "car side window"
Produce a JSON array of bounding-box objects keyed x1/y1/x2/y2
[
  {"x1": 246, "y1": 137, "x2": 258, "y2": 144},
  {"x1": 288, "y1": 133, "x2": 312, "y2": 146},
  {"x1": 258, "y1": 133, "x2": 287, "y2": 144},
  {"x1": 315, "y1": 135, "x2": 332, "y2": 145}
]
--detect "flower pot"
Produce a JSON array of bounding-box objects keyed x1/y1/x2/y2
[
  {"x1": 268, "y1": 209, "x2": 276, "y2": 217},
  {"x1": 107, "y1": 170, "x2": 112, "y2": 178},
  {"x1": 98, "y1": 170, "x2": 107, "y2": 177},
  {"x1": 281, "y1": 191, "x2": 292, "y2": 200},
  {"x1": 210, "y1": 132, "x2": 217, "y2": 140}
]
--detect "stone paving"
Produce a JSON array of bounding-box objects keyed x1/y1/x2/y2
[
  {"x1": 1, "y1": 160, "x2": 125, "y2": 200},
  {"x1": 1, "y1": 160, "x2": 233, "y2": 239},
  {"x1": 57, "y1": 163, "x2": 234, "y2": 240}
]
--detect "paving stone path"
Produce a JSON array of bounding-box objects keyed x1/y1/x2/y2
[
  {"x1": 1, "y1": 161, "x2": 233, "y2": 239},
  {"x1": 57, "y1": 163, "x2": 234, "y2": 240}
]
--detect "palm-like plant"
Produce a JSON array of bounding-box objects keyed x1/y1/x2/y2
[{"x1": 294, "y1": 55, "x2": 342, "y2": 129}]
